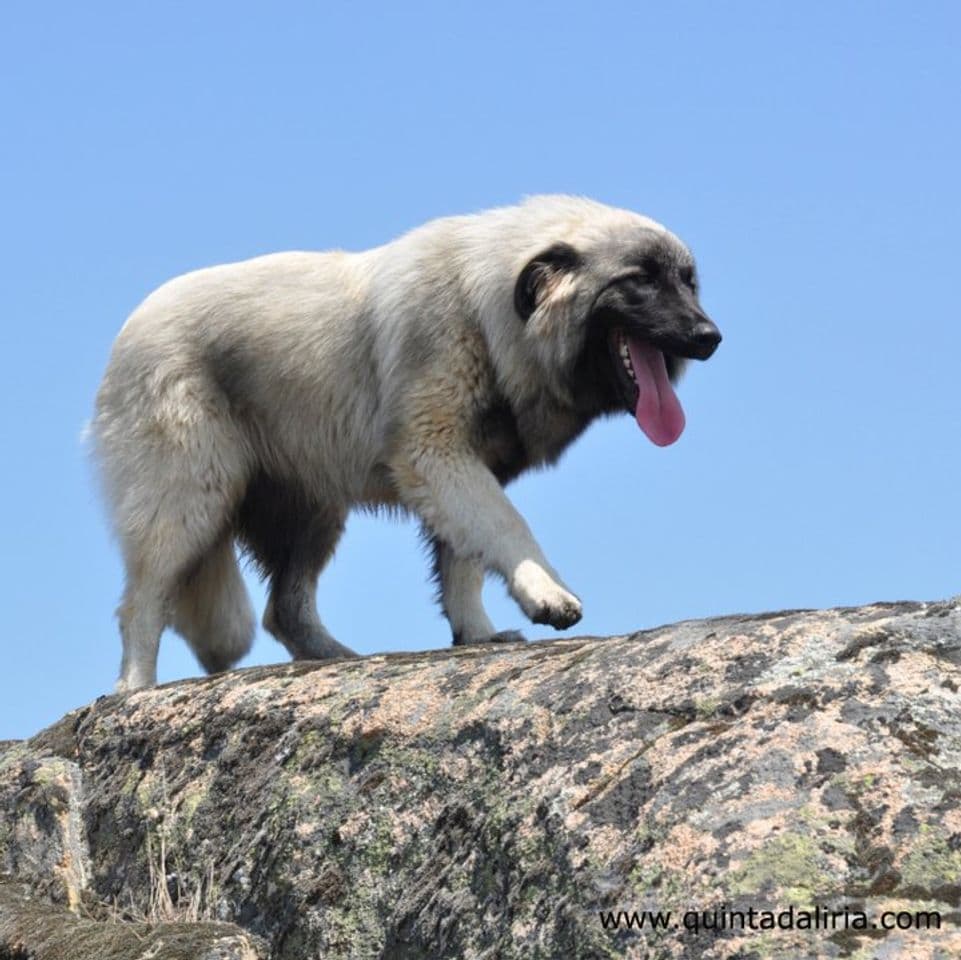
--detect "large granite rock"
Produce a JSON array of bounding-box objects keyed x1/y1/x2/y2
[{"x1": 1, "y1": 599, "x2": 960, "y2": 958}]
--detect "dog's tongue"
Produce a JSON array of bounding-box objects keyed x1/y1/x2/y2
[{"x1": 627, "y1": 337, "x2": 686, "y2": 446}]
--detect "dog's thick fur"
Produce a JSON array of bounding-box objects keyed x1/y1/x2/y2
[{"x1": 94, "y1": 195, "x2": 720, "y2": 690}]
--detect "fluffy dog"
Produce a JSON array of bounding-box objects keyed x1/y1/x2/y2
[{"x1": 94, "y1": 195, "x2": 721, "y2": 690}]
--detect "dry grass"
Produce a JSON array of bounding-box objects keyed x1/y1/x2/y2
[
  {"x1": 87, "y1": 762, "x2": 220, "y2": 926},
  {"x1": 144, "y1": 822, "x2": 216, "y2": 924}
]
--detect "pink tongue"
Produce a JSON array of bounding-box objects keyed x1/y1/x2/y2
[{"x1": 627, "y1": 337, "x2": 686, "y2": 446}]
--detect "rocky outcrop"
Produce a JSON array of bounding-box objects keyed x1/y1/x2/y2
[{"x1": 1, "y1": 599, "x2": 960, "y2": 959}]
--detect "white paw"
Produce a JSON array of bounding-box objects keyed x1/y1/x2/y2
[{"x1": 510, "y1": 560, "x2": 583, "y2": 630}]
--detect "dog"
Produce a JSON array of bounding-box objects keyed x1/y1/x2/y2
[{"x1": 93, "y1": 195, "x2": 721, "y2": 690}]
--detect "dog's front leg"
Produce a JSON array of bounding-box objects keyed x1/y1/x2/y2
[
  {"x1": 393, "y1": 451, "x2": 582, "y2": 631},
  {"x1": 430, "y1": 537, "x2": 526, "y2": 645}
]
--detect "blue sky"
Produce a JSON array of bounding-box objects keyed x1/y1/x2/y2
[{"x1": 2, "y1": 2, "x2": 959, "y2": 739}]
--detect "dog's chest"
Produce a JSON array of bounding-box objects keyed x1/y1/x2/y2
[
  {"x1": 474, "y1": 396, "x2": 589, "y2": 484},
  {"x1": 474, "y1": 400, "x2": 528, "y2": 484}
]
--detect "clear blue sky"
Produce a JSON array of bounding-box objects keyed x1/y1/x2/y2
[{"x1": 2, "y1": 2, "x2": 958, "y2": 739}]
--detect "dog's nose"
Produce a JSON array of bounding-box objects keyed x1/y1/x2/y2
[{"x1": 691, "y1": 320, "x2": 722, "y2": 359}]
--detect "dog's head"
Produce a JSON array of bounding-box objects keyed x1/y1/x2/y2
[{"x1": 512, "y1": 199, "x2": 721, "y2": 446}]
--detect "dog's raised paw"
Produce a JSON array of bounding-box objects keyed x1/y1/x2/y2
[
  {"x1": 511, "y1": 560, "x2": 583, "y2": 631},
  {"x1": 530, "y1": 595, "x2": 583, "y2": 630}
]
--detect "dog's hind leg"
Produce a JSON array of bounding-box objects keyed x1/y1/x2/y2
[
  {"x1": 116, "y1": 574, "x2": 168, "y2": 693},
  {"x1": 101, "y1": 377, "x2": 252, "y2": 692},
  {"x1": 262, "y1": 523, "x2": 358, "y2": 660},
  {"x1": 116, "y1": 488, "x2": 241, "y2": 692},
  {"x1": 263, "y1": 548, "x2": 358, "y2": 661},
  {"x1": 431, "y1": 538, "x2": 525, "y2": 645},
  {"x1": 239, "y1": 476, "x2": 357, "y2": 660}
]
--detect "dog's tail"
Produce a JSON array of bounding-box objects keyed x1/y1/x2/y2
[{"x1": 171, "y1": 537, "x2": 255, "y2": 674}]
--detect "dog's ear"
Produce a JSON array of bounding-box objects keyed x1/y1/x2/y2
[{"x1": 514, "y1": 243, "x2": 581, "y2": 321}]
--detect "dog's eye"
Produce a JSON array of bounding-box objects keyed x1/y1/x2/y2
[
  {"x1": 630, "y1": 257, "x2": 660, "y2": 288},
  {"x1": 621, "y1": 270, "x2": 657, "y2": 294},
  {"x1": 639, "y1": 257, "x2": 660, "y2": 279},
  {"x1": 680, "y1": 266, "x2": 697, "y2": 291}
]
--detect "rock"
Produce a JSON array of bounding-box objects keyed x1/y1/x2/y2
[{"x1": 1, "y1": 599, "x2": 960, "y2": 958}]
